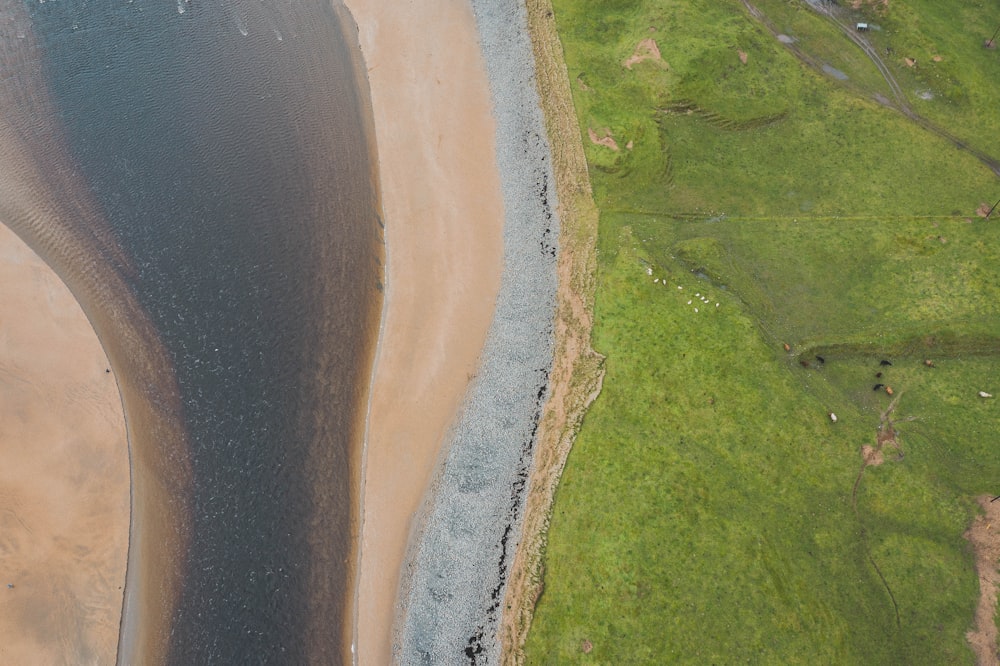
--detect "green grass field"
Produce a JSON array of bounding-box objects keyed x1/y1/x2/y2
[{"x1": 525, "y1": 0, "x2": 1000, "y2": 662}]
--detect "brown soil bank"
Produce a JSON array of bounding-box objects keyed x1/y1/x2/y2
[
  {"x1": 965, "y1": 495, "x2": 1000, "y2": 665},
  {"x1": 500, "y1": 0, "x2": 605, "y2": 662}
]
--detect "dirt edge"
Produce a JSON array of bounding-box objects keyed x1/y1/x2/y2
[
  {"x1": 965, "y1": 495, "x2": 1000, "y2": 666},
  {"x1": 498, "y1": 1, "x2": 606, "y2": 663}
]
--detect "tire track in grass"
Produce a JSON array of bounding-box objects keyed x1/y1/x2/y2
[{"x1": 850, "y1": 392, "x2": 913, "y2": 630}]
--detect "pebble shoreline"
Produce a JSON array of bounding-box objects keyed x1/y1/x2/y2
[{"x1": 396, "y1": 1, "x2": 560, "y2": 663}]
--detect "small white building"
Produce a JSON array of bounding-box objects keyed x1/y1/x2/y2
[{"x1": 856, "y1": 22, "x2": 870, "y2": 31}]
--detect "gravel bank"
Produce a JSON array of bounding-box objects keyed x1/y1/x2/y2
[{"x1": 395, "y1": 1, "x2": 560, "y2": 663}]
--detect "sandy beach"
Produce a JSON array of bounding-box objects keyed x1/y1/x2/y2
[
  {"x1": 0, "y1": 221, "x2": 130, "y2": 665},
  {"x1": 341, "y1": 1, "x2": 506, "y2": 663}
]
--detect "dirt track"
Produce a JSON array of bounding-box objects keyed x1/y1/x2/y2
[{"x1": 741, "y1": 0, "x2": 1000, "y2": 178}]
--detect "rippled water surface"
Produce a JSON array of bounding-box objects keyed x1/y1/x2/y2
[{"x1": 0, "y1": 0, "x2": 382, "y2": 662}]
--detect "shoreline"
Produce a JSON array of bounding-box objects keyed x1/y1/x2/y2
[
  {"x1": 330, "y1": 4, "x2": 388, "y2": 660},
  {"x1": 341, "y1": 1, "x2": 507, "y2": 663}
]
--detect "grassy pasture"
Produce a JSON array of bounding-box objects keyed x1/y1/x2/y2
[
  {"x1": 849, "y1": 0, "x2": 1000, "y2": 150},
  {"x1": 525, "y1": 0, "x2": 1000, "y2": 662}
]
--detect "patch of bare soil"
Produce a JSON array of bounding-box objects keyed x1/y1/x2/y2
[
  {"x1": 588, "y1": 127, "x2": 619, "y2": 151},
  {"x1": 853, "y1": 393, "x2": 909, "y2": 504},
  {"x1": 861, "y1": 445, "x2": 884, "y2": 467},
  {"x1": 965, "y1": 495, "x2": 1000, "y2": 666},
  {"x1": 623, "y1": 37, "x2": 666, "y2": 70},
  {"x1": 738, "y1": 49, "x2": 748, "y2": 64},
  {"x1": 977, "y1": 202, "x2": 993, "y2": 218}
]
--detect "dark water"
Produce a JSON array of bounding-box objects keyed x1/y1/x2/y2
[{"x1": 3, "y1": 1, "x2": 382, "y2": 662}]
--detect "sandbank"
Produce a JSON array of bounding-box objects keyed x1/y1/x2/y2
[
  {"x1": 0, "y1": 220, "x2": 130, "y2": 664},
  {"x1": 340, "y1": 1, "x2": 506, "y2": 663}
]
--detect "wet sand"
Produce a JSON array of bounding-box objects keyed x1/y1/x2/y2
[
  {"x1": 0, "y1": 221, "x2": 130, "y2": 665},
  {"x1": 342, "y1": 0, "x2": 506, "y2": 662}
]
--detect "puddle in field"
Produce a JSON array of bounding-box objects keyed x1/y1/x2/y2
[{"x1": 822, "y1": 64, "x2": 849, "y2": 80}]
